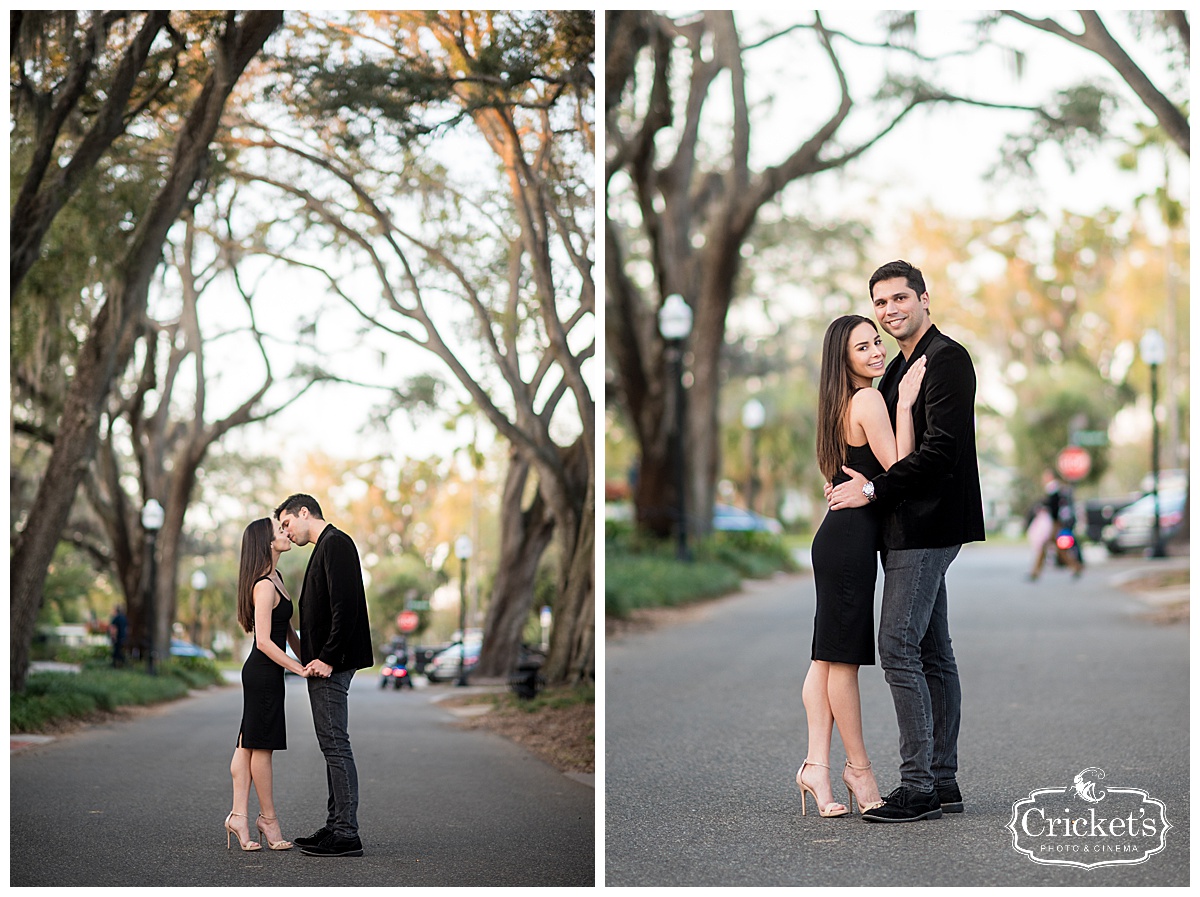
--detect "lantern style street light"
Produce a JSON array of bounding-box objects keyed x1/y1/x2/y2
[
  {"x1": 658, "y1": 294, "x2": 694, "y2": 561},
  {"x1": 742, "y1": 398, "x2": 766, "y2": 514},
  {"x1": 141, "y1": 499, "x2": 165, "y2": 675},
  {"x1": 1140, "y1": 329, "x2": 1167, "y2": 558},
  {"x1": 454, "y1": 535, "x2": 473, "y2": 686}
]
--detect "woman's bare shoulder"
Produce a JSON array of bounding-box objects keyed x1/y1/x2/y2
[{"x1": 850, "y1": 387, "x2": 887, "y2": 413}]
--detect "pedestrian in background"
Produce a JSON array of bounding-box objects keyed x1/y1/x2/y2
[
  {"x1": 109, "y1": 605, "x2": 127, "y2": 668},
  {"x1": 1027, "y1": 469, "x2": 1083, "y2": 580}
]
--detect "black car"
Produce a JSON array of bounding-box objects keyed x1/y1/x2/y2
[
  {"x1": 1080, "y1": 495, "x2": 1138, "y2": 544},
  {"x1": 424, "y1": 641, "x2": 481, "y2": 683}
]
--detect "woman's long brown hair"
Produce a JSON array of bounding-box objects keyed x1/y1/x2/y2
[
  {"x1": 236, "y1": 518, "x2": 274, "y2": 633},
  {"x1": 816, "y1": 315, "x2": 878, "y2": 481}
]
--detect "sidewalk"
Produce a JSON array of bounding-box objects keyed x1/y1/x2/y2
[{"x1": 1106, "y1": 551, "x2": 1190, "y2": 622}]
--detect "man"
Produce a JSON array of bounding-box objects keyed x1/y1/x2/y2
[
  {"x1": 109, "y1": 605, "x2": 127, "y2": 668},
  {"x1": 1028, "y1": 469, "x2": 1083, "y2": 580},
  {"x1": 828, "y1": 260, "x2": 985, "y2": 823},
  {"x1": 275, "y1": 493, "x2": 374, "y2": 856}
]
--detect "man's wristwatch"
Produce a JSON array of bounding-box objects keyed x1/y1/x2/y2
[{"x1": 862, "y1": 481, "x2": 876, "y2": 502}]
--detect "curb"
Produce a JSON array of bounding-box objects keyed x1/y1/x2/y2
[
  {"x1": 1106, "y1": 557, "x2": 1189, "y2": 619},
  {"x1": 11, "y1": 734, "x2": 56, "y2": 753}
]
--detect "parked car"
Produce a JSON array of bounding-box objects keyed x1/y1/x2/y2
[
  {"x1": 712, "y1": 503, "x2": 783, "y2": 534},
  {"x1": 1080, "y1": 495, "x2": 1138, "y2": 544},
  {"x1": 410, "y1": 644, "x2": 448, "y2": 676},
  {"x1": 169, "y1": 637, "x2": 214, "y2": 660},
  {"x1": 1101, "y1": 489, "x2": 1188, "y2": 555},
  {"x1": 424, "y1": 641, "x2": 482, "y2": 683}
]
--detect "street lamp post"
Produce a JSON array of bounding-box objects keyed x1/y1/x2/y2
[
  {"x1": 141, "y1": 499, "x2": 165, "y2": 675},
  {"x1": 742, "y1": 398, "x2": 766, "y2": 514},
  {"x1": 658, "y1": 293, "x2": 694, "y2": 561},
  {"x1": 1140, "y1": 329, "x2": 1167, "y2": 558},
  {"x1": 190, "y1": 569, "x2": 208, "y2": 647},
  {"x1": 454, "y1": 535, "x2": 473, "y2": 686}
]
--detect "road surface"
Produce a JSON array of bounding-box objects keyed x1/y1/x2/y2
[{"x1": 12, "y1": 675, "x2": 594, "y2": 886}]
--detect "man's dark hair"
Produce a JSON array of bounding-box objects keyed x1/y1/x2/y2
[
  {"x1": 274, "y1": 493, "x2": 324, "y2": 521},
  {"x1": 869, "y1": 259, "x2": 926, "y2": 298}
]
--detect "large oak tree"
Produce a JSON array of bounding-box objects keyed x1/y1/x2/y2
[
  {"x1": 235, "y1": 11, "x2": 596, "y2": 683},
  {"x1": 10, "y1": 11, "x2": 282, "y2": 692}
]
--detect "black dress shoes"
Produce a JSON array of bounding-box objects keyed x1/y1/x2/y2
[
  {"x1": 861, "y1": 786, "x2": 943, "y2": 823},
  {"x1": 936, "y1": 782, "x2": 964, "y2": 813},
  {"x1": 300, "y1": 832, "x2": 364, "y2": 857},
  {"x1": 293, "y1": 827, "x2": 331, "y2": 849}
]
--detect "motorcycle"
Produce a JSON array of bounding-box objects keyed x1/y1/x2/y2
[{"x1": 379, "y1": 650, "x2": 414, "y2": 689}]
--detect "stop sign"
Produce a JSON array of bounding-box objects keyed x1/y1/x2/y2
[
  {"x1": 397, "y1": 610, "x2": 420, "y2": 633},
  {"x1": 1056, "y1": 445, "x2": 1091, "y2": 482}
]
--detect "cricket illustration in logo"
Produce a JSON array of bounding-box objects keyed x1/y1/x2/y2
[{"x1": 1070, "y1": 767, "x2": 1107, "y2": 803}]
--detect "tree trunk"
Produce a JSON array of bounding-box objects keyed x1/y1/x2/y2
[
  {"x1": 542, "y1": 476, "x2": 595, "y2": 684},
  {"x1": 9, "y1": 11, "x2": 282, "y2": 693},
  {"x1": 606, "y1": 214, "x2": 675, "y2": 536},
  {"x1": 476, "y1": 450, "x2": 556, "y2": 678},
  {"x1": 559, "y1": 481, "x2": 596, "y2": 683},
  {"x1": 685, "y1": 230, "x2": 750, "y2": 538},
  {"x1": 151, "y1": 455, "x2": 200, "y2": 666},
  {"x1": 537, "y1": 436, "x2": 594, "y2": 684}
]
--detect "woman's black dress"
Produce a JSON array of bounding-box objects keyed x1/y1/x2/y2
[
  {"x1": 238, "y1": 576, "x2": 292, "y2": 750},
  {"x1": 810, "y1": 442, "x2": 884, "y2": 665}
]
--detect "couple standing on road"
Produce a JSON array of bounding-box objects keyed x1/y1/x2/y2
[
  {"x1": 798, "y1": 260, "x2": 986, "y2": 823},
  {"x1": 224, "y1": 493, "x2": 373, "y2": 857}
]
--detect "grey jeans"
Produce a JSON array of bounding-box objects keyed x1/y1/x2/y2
[
  {"x1": 307, "y1": 670, "x2": 359, "y2": 838},
  {"x1": 878, "y1": 545, "x2": 962, "y2": 793}
]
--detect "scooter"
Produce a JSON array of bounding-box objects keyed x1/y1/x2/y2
[
  {"x1": 1053, "y1": 523, "x2": 1084, "y2": 575},
  {"x1": 379, "y1": 651, "x2": 414, "y2": 689}
]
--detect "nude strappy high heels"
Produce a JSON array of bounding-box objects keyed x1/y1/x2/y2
[
  {"x1": 843, "y1": 759, "x2": 885, "y2": 814},
  {"x1": 796, "y1": 759, "x2": 850, "y2": 817},
  {"x1": 256, "y1": 813, "x2": 293, "y2": 850},
  {"x1": 225, "y1": 812, "x2": 262, "y2": 851}
]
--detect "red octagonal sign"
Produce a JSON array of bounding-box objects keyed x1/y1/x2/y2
[
  {"x1": 1056, "y1": 445, "x2": 1091, "y2": 482},
  {"x1": 397, "y1": 610, "x2": 420, "y2": 633}
]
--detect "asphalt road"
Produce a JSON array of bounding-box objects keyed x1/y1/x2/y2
[
  {"x1": 605, "y1": 544, "x2": 1189, "y2": 886},
  {"x1": 11, "y1": 674, "x2": 594, "y2": 887}
]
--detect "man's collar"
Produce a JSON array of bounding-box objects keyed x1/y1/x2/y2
[{"x1": 901, "y1": 323, "x2": 940, "y2": 361}]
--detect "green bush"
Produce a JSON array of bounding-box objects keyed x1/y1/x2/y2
[
  {"x1": 697, "y1": 530, "x2": 798, "y2": 577},
  {"x1": 161, "y1": 655, "x2": 223, "y2": 689},
  {"x1": 605, "y1": 518, "x2": 636, "y2": 548},
  {"x1": 68, "y1": 644, "x2": 113, "y2": 664},
  {"x1": 11, "y1": 691, "x2": 98, "y2": 732},
  {"x1": 11, "y1": 662, "x2": 222, "y2": 734},
  {"x1": 605, "y1": 554, "x2": 742, "y2": 617},
  {"x1": 605, "y1": 526, "x2": 797, "y2": 617},
  {"x1": 512, "y1": 682, "x2": 594, "y2": 714}
]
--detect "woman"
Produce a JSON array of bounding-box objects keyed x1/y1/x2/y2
[
  {"x1": 797, "y1": 315, "x2": 925, "y2": 817},
  {"x1": 225, "y1": 517, "x2": 309, "y2": 851}
]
